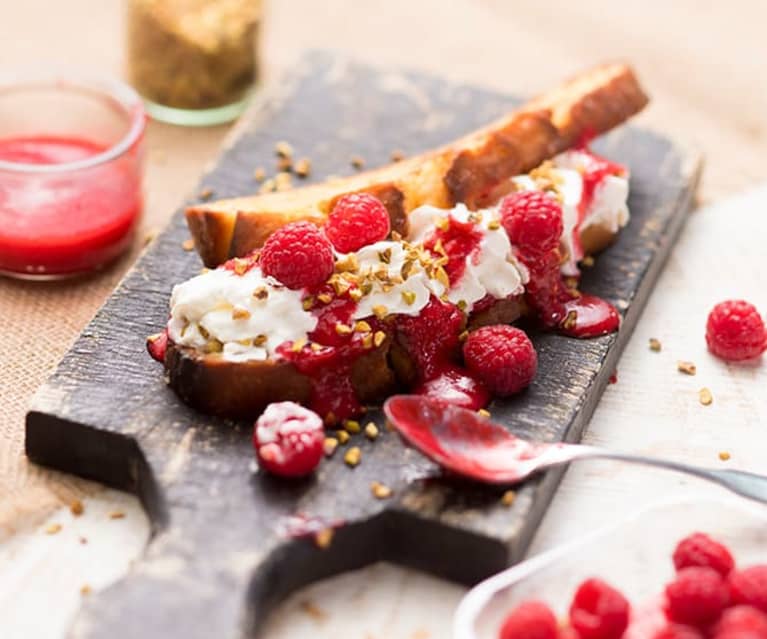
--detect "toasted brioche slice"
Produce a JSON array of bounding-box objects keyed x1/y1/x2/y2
[{"x1": 187, "y1": 63, "x2": 648, "y2": 267}]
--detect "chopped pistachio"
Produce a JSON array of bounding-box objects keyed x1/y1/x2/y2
[
  {"x1": 649, "y1": 338, "x2": 662, "y2": 352},
  {"x1": 253, "y1": 167, "x2": 266, "y2": 182},
  {"x1": 294, "y1": 157, "x2": 311, "y2": 178},
  {"x1": 314, "y1": 527, "x2": 333, "y2": 549},
  {"x1": 323, "y1": 437, "x2": 339, "y2": 457},
  {"x1": 501, "y1": 490, "x2": 516, "y2": 506},
  {"x1": 371, "y1": 481, "x2": 392, "y2": 499},
  {"x1": 699, "y1": 387, "x2": 713, "y2": 406},
  {"x1": 275, "y1": 141, "x2": 293, "y2": 158},
  {"x1": 335, "y1": 323, "x2": 353, "y2": 336},
  {"x1": 336, "y1": 430, "x2": 350, "y2": 444},
  {"x1": 364, "y1": 422, "x2": 379, "y2": 440},
  {"x1": 343, "y1": 420, "x2": 361, "y2": 434},
  {"x1": 401, "y1": 290, "x2": 417, "y2": 305},
  {"x1": 253, "y1": 334, "x2": 267, "y2": 346},
  {"x1": 477, "y1": 408, "x2": 490, "y2": 418},
  {"x1": 678, "y1": 361, "x2": 697, "y2": 375},
  {"x1": 350, "y1": 155, "x2": 365, "y2": 170},
  {"x1": 231, "y1": 306, "x2": 251, "y2": 320},
  {"x1": 182, "y1": 238, "x2": 195, "y2": 251},
  {"x1": 373, "y1": 331, "x2": 386, "y2": 347},
  {"x1": 344, "y1": 446, "x2": 361, "y2": 467}
]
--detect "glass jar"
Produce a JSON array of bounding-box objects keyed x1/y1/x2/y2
[
  {"x1": 0, "y1": 72, "x2": 145, "y2": 280},
  {"x1": 126, "y1": 0, "x2": 261, "y2": 126}
]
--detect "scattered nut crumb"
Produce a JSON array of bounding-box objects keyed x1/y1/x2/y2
[
  {"x1": 336, "y1": 430, "x2": 350, "y2": 444},
  {"x1": 199, "y1": 186, "x2": 214, "y2": 200},
  {"x1": 343, "y1": 419, "x2": 361, "y2": 434},
  {"x1": 719, "y1": 451, "x2": 731, "y2": 461},
  {"x1": 143, "y1": 229, "x2": 158, "y2": 246},
  {"x1": 323, "y1": 437, "x2": 339, "y2": 457},
  {"x1": 581, "y1": 255, "x2": 595, "y2": 267},
  {"x1": 259, "y1": 178, "x2": 276, "y2": 194},
  {"x1": 390, "y1": 149, "x2": 405, "y2": 162},
  {"x1": 477, "y1": 409, "x2": 490, "y2": 418},
  {"x1": 276, "y1": 155, "x2": 293, "y2": 172},
  {"x1": 45, "y1": 523, "x2": 62, "y2": 535},
  {"x1": 649, "y1": 338, "x2": 662, "y2": 352},
  {"x1": 275, "y1": 141, "x2": 293, "y2": 158},
  {"x1": 314, "y1": 527, "x2": 333, "y2": 549},
  {"x1": 677, "y1": 361, "x2": 697, "y2": 375},
  {"x1": 80, "y1": 584, "x2": 92, "y2": 596},
  {"x1": 79, "y1": 537, "x2": 88, "y2": 545},
  {"x1": 364, "y1": 422, "x2": 379, "y2": 440},
  {"x1": 501, "y1": 490, "x2": 516, "y2": 506},
  {"x1": 182, "y1": 238, "x2": 195, "y2": 251},
  {"x1": 294, "y1": 158, "x2": 311, "y2": 178},
  {"x1": 70, "y1": 499, "x2": 84, "y2": 517},
  {"x1": 344, "y1": 446, "x2": 361, "y2": 467},
  {"x1": 699, "y1": 387, "x2": 713, "y2": 406},
  {"x1": 299, "y1": 599, "x2": 327, "y2": 621},
  {"x1": 371, "y1": 481, "x2": 392, "y2": 499},
  {"x1": 275, "y1": 171, "x2": 292, "y2": 191},
  {"x1": 253, "y1": 167, "x2": 266, "y2": 182},
  {"x1": 109, "y1": 511, "x2": 125, "y2": 520},
  {"x1": 350, "y1": 155, "x2": 365, "y2": 170}
]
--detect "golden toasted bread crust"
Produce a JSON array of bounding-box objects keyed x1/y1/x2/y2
[{"x1": 187, "y1": 63, "x2": 648, "y2": 267}]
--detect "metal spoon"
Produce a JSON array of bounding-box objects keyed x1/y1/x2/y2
[{"x1": 383, "y1": 395, "x2": 767, "y2": 504}]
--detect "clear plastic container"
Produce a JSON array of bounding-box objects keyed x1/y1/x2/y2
[{"x1": 454, "y1": 497, "x2": 767, "y2": 639}]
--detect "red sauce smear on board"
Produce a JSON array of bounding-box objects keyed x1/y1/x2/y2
[{"x1": 0, "y1": 135, "x2": 142, "y2": 276}]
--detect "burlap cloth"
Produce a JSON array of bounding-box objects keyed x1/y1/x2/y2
[{"x1": 2, "y1": 0, "x2": 766, "y2": 542}]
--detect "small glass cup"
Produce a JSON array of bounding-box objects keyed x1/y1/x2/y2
[
  {"x1": 126, "y1": 0, "x2": 261, "y2": 126},
  {"x1": 0, "y1": 71, "x2": 146, "y2": 280}
]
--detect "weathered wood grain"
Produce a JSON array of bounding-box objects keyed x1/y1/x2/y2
[{"x1": 24, "y1": 53, "x2": 700, "y2": 638}]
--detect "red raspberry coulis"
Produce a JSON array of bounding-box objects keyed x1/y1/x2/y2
[{"x1": 424, "y1": 214, "x2": 483, "y2": 284}]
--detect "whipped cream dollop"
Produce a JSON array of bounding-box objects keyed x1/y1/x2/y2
[
  {"x1": 408, "y1": 203, "x2": 527, "y2": 312},
  {"x1": 349, "y1": 240, "x2": 445, "y2": 320},
  {"x1": 167, "y1": 267, "x2": 317, "y2": 362}
]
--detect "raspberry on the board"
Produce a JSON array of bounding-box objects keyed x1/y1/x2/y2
[
  {"x1": 325, "y1": 193, "x2": 391, "y2": 253},
  {"x1": 499, "y1": 190, "x2": 564, "y2": 256},
  {"x1": 462, "y1": 325, "x2": 537, "y2": 396},
  {"x1": 259, "y1": 221, "x2": 334, "y2": 290},
  {"x1": 253, "y1": 402, "x2": 325, "y2": 478},
  {"x1": 706, "y1": 299, "x2": 767, "y2": 362},
  {"x1": 498, "y1": 600, "x2": 559, "y2": 639}
]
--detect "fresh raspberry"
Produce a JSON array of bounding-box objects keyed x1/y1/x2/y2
[
  {"x1": 706, "y1": 300, "x2": 767, "y2": 361},
  {"x1": 665, "y1": 567, "x2": 729, "y2": 627},
  {"x1": 463, "y1": 325, "x2": 537, "y2": 396},
  {"x1": 652, "y1": 624, "x2": 704, "y2": 639},
  {"x1": 729, "y1": 566, "x2": 767, "y2": 613},
  {"x1": 499, "y1": 600, "x2": 559, "y2": 639},
  {"x1": 569, "y1": 577, "x2": 631, "y2": 639},
  {"x1": 713, "y1": 606, "x2": 767, "y2": 638},
  {"x1": 673, "y1": 533, "x2": 735, "y2": 577},
  {"x1": 500, "y1": 190, "x2": 564, "y2": 255},
  {"x1": 259, "y1": 222, "x2": 334, "y2": 290},
  {"x1": 253, "y1": 402, "x2": 325, "y2": 478},
  {"x1": 325, "y1": 193, "x2": 391, "y2": 253}
]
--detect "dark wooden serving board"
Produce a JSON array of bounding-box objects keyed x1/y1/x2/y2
[{"x1": 26, "y1": 53, "x2": 700, "y2": 638}]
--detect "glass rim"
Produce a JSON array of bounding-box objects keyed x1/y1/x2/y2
[{"x1": 0, "y1": 69, "x2": 146, "y2": 174}]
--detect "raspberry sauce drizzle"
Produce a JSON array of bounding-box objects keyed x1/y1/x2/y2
[
  {"x1": 424, "y1": 214, "x2": 483, "y2": 284},
  {"x1": 561, "y1": 294, "x2": 621, "y2": 338}
]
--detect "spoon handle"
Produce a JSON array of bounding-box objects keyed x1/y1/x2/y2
[{"x1": 568, "y1": 447, "x2": 767, "y2": 504}]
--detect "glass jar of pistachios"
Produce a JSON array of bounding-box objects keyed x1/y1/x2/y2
[{"x1": 126, "y1": 0, "x2": 260, "y2": 126}]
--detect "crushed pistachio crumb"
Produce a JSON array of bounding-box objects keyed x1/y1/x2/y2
[
  {"x1": 344, "y1": 446, "x2": 362, "y2": 467},
  {"x1": 294, "y1": 158, "x2": 311, "y2": 177},
  {"x1": 374, "y1": 331, "x2": 387, "y2": 347},
  {"x1": 563, "y1": 310, "x2": 578, "y2": 331},
  {"x1": 253, "y1": 286, "x2": 269, "y2": 300},
  {"x1": 354, "y1": 320, "x2": 372, "y2": 333},
  {"x1": 70, "y1": 499, "x2": 84, "y2": 516},
  {"x1": 678, "y1": 361, "x2": 697, "y2": 375},
  {"x1": 336, "y1": 430, "x2": 350, "y2": 444},
  {"x1": 350, "y1": 155, "x2": 365, "y2": 170},
  {"x1": 302, "y1": 296, "x2": 315, "y2": 311},
  {"x1": 182, "y1": 238, "x2": 195, "y2": 251},
  {"x1": 45, "y1": 523, "x2": 62, "y2": 535},
  {"x1": 314, "y1": 527, "x2": 333, "y2": 549},
  {"x1": 253, "y1": 334, "x2": 267, "y2": 346},
  {"x1": 699, "y1": 387, "x2": 713, "y2": 406},
  {"x1": 323, "y1": 437, "x2": 339, "y2": 457},
  {"x1": 317, "y1": 292, "x2": 333, "y2": 304},
  {"x1": 501, "y1": 490, "x2": 516, "y2": 506},
  {"x1": 80, "y1": 584, "x2": 92, "y2": 596},
  {"x1": 259, "y1": 178, "x2": 276, "y2": 194},
  {"x1": 581, "y1": 255, "x2": 595, "y2": 267},
  {"x1": 231, "y1": 307, "x2": 251, "y2": 320},
  {"x1": 335, "y1": 323, "x2": 353, "y2": 336},
  {"x1": 277, "y1": 155, "x2": 292, "y2": 172},
  {"x1": 649, "y1": 338, "x2": 662, "y2": 352},
  {"x1": 344, "y1": 420, "x2": 361, "y2": 434},
  {"x1": 109, "y1": 511, "x2": 126, "y2": 520},
  {"x1": 401, "y1": 290, "x2": 417, "y2": 305},
  {"x1": 253, "y1": 167, "x2": 266, "y2": 182},
  {"x1": 291, "y1": 338, "x2": 308, "y2": 352},
  {"x1": 719, "y1": 451, "x2": 731, "y2": 461},
  {"x1": 477, "y1": 409, "x2": 490, "y2": 418},
  {"x1": 362, "y1": 333, "x2": 374, "y2": 349},
  {"x1": 199, "y1": 186, "x2": 214, "y2": 200},
  {"x1": 458, "y1": 330, "x2": 469, "y2": 342},
  {"x1": 390, "y1": 149, "x2": 405, "y2": 162},
  {"x1": 275, "y1": 141, "x2": 293, "y2": 158},
  {"x1": 372, "y1": 304, "x2": 388, "y2": 319},
  {"x1": 487, "y1": 219, "x2": 501, "y2": 231},
  {"x1": 364, "y1": 422, "x2": 379, "y2": 440},
  {"x1": 371, "y1": 481, "x2": 392, "y2": 499},
  {"x1": 349, "y1": 288, "x2": 363, "y2": 302}
]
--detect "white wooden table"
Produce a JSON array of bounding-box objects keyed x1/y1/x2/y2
[{"x1": 4, "y1": 185, "x2": 766, "y2": 639}]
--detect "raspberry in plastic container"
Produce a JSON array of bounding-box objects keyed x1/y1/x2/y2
[
  {"x1": 324, "y1": 193, "x2": 391, "y2": 253},
  {"x1": 729, "y1": 566, "x2": 767, "y2": 613},
  {"x1": 568, "y1": 577, "x2": 630, "y2": 639},
  {"x1": 259, "y1": 221, "x2": 334, "y2": 290},
  {"x1": 705, "y1": 300, "x2": 767, "y2": 362},
  {"x1": 497, "y1": 600, "x2": 558, "y2": 639},
  {"x1": 673, "y1": 532, "x2": 735, "y2": 576},
  {"x1": 253, "y1": 402, "x2": 325, "y2": 478},
  {"x1": 665, "y1": 566, "x2": 729, "y2": 627}
]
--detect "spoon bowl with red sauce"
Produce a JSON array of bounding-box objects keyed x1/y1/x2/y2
[{"x1": 384, "y1": 395, "x2": 767, "y2": 502}]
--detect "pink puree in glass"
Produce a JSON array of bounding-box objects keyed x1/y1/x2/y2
[{"x1": 0, "y1": 135, "x2": 142, "y2": 276}]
